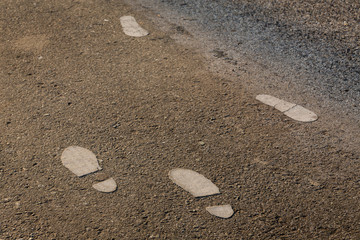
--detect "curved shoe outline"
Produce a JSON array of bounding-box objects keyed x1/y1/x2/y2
[
  {"x1": 92, "y1": 178, "x2": 117, "y2": 193},
  {"x1": 169, "y1": 168, "x2": 234, "y2": 219},
  {"x1": 120, "y1": 16, "x2": 149, "y2": 37},
  {"x1": 61, "y1": 146, "x2": 117, "y2": 193},
  {"x1": 256, "y1": 94, "x2": 318, "y2": 122},
  {"x1": 206, "y1": 205, "x2": 234, "y2": 219}
]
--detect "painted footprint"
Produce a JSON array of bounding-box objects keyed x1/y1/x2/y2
[
  {"x1": 256, "y1": 94, "x2": 318, "y2": 122},
  {"x1": 169, "y1": 168, "x2": 234, "y2": 219},
  {"x1": 120, "y1": 16, "x2": 149, "y2": 37},
  {"x1": 61, "y1": 146, "x2": 117, "y2": 193}
]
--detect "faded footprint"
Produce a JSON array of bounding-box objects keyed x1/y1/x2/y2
[
  {"x1": 120, "y1": 16, "x2": 149, "y2": 37},
  {"x1": 13, "y1": 34, "x2": 49, "y2": 53},
  {"x1": 169, "y1": 168, "x2": 234, "y2": 219},
  {"x1": 61, "y1": 146, "x2": 117, "y2": 193},
  {"x1": 256, "y1": 94, "x2": 318, "y2": 122}
]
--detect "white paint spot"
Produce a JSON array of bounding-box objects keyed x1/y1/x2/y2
[
  {"x1": 256, "y1": 94, "x2": 317, "y2": 122},
  {"x1": 169, "y1": 168, "x2": 220, "y2": 197},
  {"x1": 256, "y1": 94, "x2": 281, "y2": 107},
  {"x1": 206, "y1": 205, "x2": 234, "y2": 218},
  {"x1": 120, "y1": 16, "x2": 149, "y2": 37},
  {"x1": 274, "y1": 101, "x2": 296, "y2": 112},
  {"x1": 92, "y1": 178, "x2": 117, "y2": 193},
  {"x1": 61, "y1": 146, "x2": 102, "y2": 177},
  {"x1": 283, "y1": 105, "x2": 318, "y2": 122}
]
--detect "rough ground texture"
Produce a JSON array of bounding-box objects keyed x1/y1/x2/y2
[
  {"x1": 136, "y1": 0, "x2": 360, "y2": 105},
  {"x1": 127, "y1": 0, "x2": 360, "y2": 155},
  {"x1": 0, "y1": 0, "x2": 359, "y2": 239}
]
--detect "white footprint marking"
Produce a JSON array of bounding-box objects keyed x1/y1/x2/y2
[
  {"x1": 169, "y1": 168, "x2": 234, "y2": 219},
  {"x1": 256, "y1": 94, "x2": 318, "y2": 122},
  {"x1": 120, "y1": 16, "x2": 149, "y2": 37},
  {"x1": 92, "y1": 178, "x2": 117, "y2": 193},
  {"x1": 169, "y1": 168, "x2": 219, "y2": 197},
  {"x1": 61, "y1": 146, "x2": 117, "y2": 193},
  {"x1": 206, "y1": 205, "x2": 234, "y2": 219},
  {"x1": 61, "y1": 146, "x2": 102, "y2": 177}
]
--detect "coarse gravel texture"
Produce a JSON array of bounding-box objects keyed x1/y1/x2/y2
[
  {"x1": 1, "y1": 0, "x2": 360, "y2": 239},
  {"x1": 127, "y1": 0, "x2": 360, "y2": 157},
  {"x1": 133, "y1": 0, "x2": 360, "y2": 105}
]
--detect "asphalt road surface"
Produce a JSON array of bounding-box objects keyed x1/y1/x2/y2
[
  {"x1": 131, "y1": 0, "x2": 360, "y2": 111},
  {"x1": 1, "y1": 0, "x2": 359, "y2": 239}
]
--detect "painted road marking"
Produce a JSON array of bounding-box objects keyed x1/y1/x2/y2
[
  {"x1": 284, "y1": 105, "x2": 318, "y2": 122},
  {"x1": 169, "y1": 168, "x2": 233, "y2": 219},
  {"x1": 206, "y1": 205, "x2": 234, "y2": 219},
  {"x1": 169, "y1": 168, "x2": 220, "y2": 197},
  {"x1": 120, "y1": 16, "x2": 149, "y2": 37},
  {"x1": 256, "y1": 94, "x2": 318, "y2": 122},
  {"x1": 61, "y1": 146, "x2": 102, "y2": 177},
  {"x1": 92, "y1": 178, "x2": 118, "y2": 193},
  {"x1": 61, "y1": 146, "x2": 117, "y2": 193}
]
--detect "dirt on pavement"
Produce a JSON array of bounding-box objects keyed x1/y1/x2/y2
[{"x1": 1, "y1": 0, "x2": 359, "y2": 239}]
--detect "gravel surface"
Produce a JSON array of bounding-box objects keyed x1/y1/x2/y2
[
  {"x1": 139, "y1": 0, "x2": 360, "y2": 106},
  {"x1": 1, "y1": 0, "x2": 360, "y2": 239},
  {"x1": 128, "y1": 0, "x2": 360, "y2": 155}
]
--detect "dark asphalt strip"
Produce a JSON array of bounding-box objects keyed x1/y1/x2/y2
[{"x1": 129, "y1": 0, "x2": 360, "y2": 115}]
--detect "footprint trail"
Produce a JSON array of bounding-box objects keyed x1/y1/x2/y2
[
  {"x1": 169, "y1": 168, "x2": 234, "y2": 219},
  {"x1": 61, "y1": 146, "x2": 117, "y2": 193}
]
